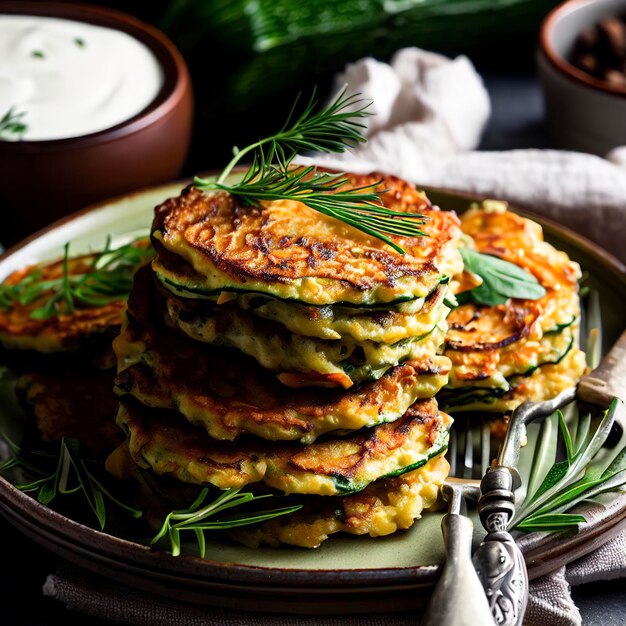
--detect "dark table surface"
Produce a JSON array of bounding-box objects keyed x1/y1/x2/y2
[{"x1": 1, "y1": 72, "x2": 626, "y2": 625}]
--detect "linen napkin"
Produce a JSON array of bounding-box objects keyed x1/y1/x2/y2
[
  {"x1": 300, "y1": 47, "x2": 626, "y2": 265},
  {"x1": 42, "y1": 525, "x2": 626, "y2": 626},
  {"x1": 42, "y1": 48, "x2": 626, "y2": 625}
]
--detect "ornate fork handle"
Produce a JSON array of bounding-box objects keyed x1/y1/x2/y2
[
  {"x1": 473, "y1": 468, "x2": 527, "y2": 626},
  {"x1": 473, "y1": 328, "x2": 626, "y2": 626}
]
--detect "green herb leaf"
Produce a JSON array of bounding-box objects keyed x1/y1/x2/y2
[
  {"x1": 529, "y1": 459, "x2": 570, "y2": 502},
  {"x1": 513, "y1": 397, "x2": 624, "y2": 532},
  {"x1": 0, "y1": 237, "x2": 152, "y2": 319},
  {"x1": 151, "y1": 487, "x2": 302, "y2": 557},
  {"x1": 459, "y1": 247, "x2": 546, "y2": 306},
  {"x1": 0, "y1": 107, "x2": 28, "y2": 140},
  {"x1": 515, "y1": 512, "x2": 586, "y2": 532},
  {"x1": 0, "y1": 435, "x2": 142, "y2": 528},
  {"x1": 31, "y1": 50, "x2": 45, "y2": 59},
  {"x1": 558, "y1": 410, "x2": 576, "y2": 463},
  {"x1": 194, "y1": 88, "x2": 428, "y2": 254}
]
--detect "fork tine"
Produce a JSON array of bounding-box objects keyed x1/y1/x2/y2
[
  {"x1": 481, "y1": 418, "x2": 491, "y2": 474},
  {"x1": 463, "y1": 419, "x2": 473, "y2": 479},
  {"x1": 448, "y1": 426, "x2": 457, "y2": 477},
  {"x1": 447, "y1": 415, "x2": 495, "y2": 479}
]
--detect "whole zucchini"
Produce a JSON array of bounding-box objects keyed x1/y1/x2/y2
[{"x1": 160, "y1": 0, "x2": 559, "y2": 164}]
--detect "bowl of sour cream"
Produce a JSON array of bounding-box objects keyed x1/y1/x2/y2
[{"x1": 0, "y1": 2, "x2": 193, "y2": 245}]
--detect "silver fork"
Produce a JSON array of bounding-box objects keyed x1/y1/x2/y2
[
  {"x1": 421, "y1": 416, "x2": 494, "y2": 626},
  {"x1": 423, "y1": 324, "x2": 626, "y2": 626},
  {"x1": 472, "y1": 328, "x2": 626, "y2": 626}
]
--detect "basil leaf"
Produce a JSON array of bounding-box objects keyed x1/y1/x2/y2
[
  {"x1": 459, "y1": 247, "x2": 546, "y2": 306},
  {"x1": 466, "y1": 282, "x2": 507, "y2": 306}
]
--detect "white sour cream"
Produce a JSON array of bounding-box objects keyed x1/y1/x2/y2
[{"x1": 0, "y1": 15, "x2": 164, "y2": 141}]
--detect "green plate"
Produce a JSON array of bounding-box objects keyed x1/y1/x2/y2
[{"x1": 0, "y1": 182, "x2": 624, "y2": 614}]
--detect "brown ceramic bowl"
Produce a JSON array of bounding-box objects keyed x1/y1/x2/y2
[
  {"x1": 0, "y1": 1, "x2": 193, "y2": 246},
  {"x1": 538, "y1": 0, "x2": 626, "y2": 154}
]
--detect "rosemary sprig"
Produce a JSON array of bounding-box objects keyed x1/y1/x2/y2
[
  {"x1": 151, "y1": 487, "x2": 302, "y2": 557},
  {"x1": 0, "y1": 237, "x2": 153, "y2": 319},
  {"x1": 194, "y1": 88, "x2": 428, "y2": 254},
  {"x1": 0, "y1": 431, "x2": 299, "y2": 552},
  {"x1": 457, "y1": 247, "x2": 546, "y2": 306},
  {"x1": 513, "y1": 293, "x2": 625, "y2": 533},
  {"x1": 0, "y1": 434, "x2": 142, "y2": 530},
  {"x1": 0, "y1": 108, "x2": 28, "y2": 141},
  {"x1": 512, "y1": 399, "x2": 625, "y2": 532}
]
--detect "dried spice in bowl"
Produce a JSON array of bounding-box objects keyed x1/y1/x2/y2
[{"x1": 570, "y1": 15, "x2": 626, "y2": 88}]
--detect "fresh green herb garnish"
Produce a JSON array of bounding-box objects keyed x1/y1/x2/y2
[
  {"x1": 31, "y1": 50, "x2": 45, "y2": 59},
  {"x1": 0, "y1": 237, "x2": 153, "y2": 319},
  {"x1": 512, "y1": 398, "x2": 625, "y2": 532},
  {"x1": 0, "y1": 435, "x2": 142, "y2": 530},
  {"x1": 513, "y1": 304, "x2": 625, "y2": 533},
  {"x1": 0, "y1": 108, "x2": 28, "y2": 140},
  {"x1": 194, "y1": 88, "x2": 428, "y2": 254},
  {"x1": 74, "y1": 37, "x2": 86, "y2": 48},
  {"x1": 0, "y1": 432, "x2": 299, "y2": 552},
  {"x1": 151, "y1": 487, "x2": 302, "y2": 557},
  {"x1": 458, "y1": 247, "x2": 546, "y2": 306}
]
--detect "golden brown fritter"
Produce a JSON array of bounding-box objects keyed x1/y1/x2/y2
[
  {"x1": 0, "y1": 255, "x2": 124, "y2": 353},
  {"x1": 231, "y1": 454, "x2": 449, "y2": 548},
  {"x1": 162, "y1": 291, "x2": 448, "y2": 389},
  {"x1": 106, "y1": 443, "x2": 449, "y2": 549},
  {"x1": 115, "y1": 266, "x2": 450, "y2": 442},
  {"x1": 16, "y1": 367, "x2": 122, "y2": 457},
  {"x1": 442, "y1": 201, "x2": 585, "y2": 413},
  {"x1": 116, "y1": 397, "x2": 451, "y2": 496},
  {"x1": 152, "y1": 173, "x2": 463, "y2": 306}
]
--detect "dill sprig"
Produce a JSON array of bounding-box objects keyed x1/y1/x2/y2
[
  {"x1": 194, "y1": 88, "x2": 428, "y2": 254},
  {"x1": 151, "y1": 487, "x2": 302, "y2": 557},
  {"x1": 0, "y1": 237, "x2": 153, "y2": 319},
  {"x1": 0, "y1": 434, "x2": 142, "y2": 530},
  {"x1": 0, "y1": 108, "x2": 28, "y2": 141}
]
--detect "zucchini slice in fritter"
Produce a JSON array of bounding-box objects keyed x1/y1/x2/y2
[{"x1": 116, "y1": 397, "x2": 451, "y2": 496}]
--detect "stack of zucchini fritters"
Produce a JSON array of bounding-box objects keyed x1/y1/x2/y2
[
  {"x1": 441, "y1": 201, "x2": 586, "y2": 414},
  {"x1": 110, "y1": 173, "x2": 463, "y2": 548}
]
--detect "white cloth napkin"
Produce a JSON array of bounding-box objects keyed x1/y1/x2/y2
[{"x1": 301, "y1": 47, "x2": 626, "y2": 265}]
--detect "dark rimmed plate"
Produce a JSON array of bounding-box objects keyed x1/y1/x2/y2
[{"x1": 0, "y1": 181, "x2": 624, "y2": 614}]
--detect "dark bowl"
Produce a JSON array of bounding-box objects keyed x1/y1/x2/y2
[
  {"x1": 537, "y1": 0, "x2": 626, "y2": 154},
  {"x1": 0, "y1": 1, "x2": 193, "y2": 246}
]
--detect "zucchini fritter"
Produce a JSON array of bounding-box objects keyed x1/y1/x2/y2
[
  {"x1": 16, "y1": 368, "x2": 122, "y2": 456},
  {"x1": 115, "y1": 266, "x2": 451, "y2": 442},
  {"x1": 152, "y1": 173, "x2": 463, "y2": 306},
  {"x1": 106, "y1": 442, "x2": 449, "y2": 549},
  {"x1": 232, "y1": 454, "x2": 449, "y2": 548},
  {"x1": 0, "y1": 254, "x2": 125, "y2": 353},
  {"x1": 117, "y1": 398, "x2": 451, "y2": 496},
  {"x1": 164, "y1": 292, "x2": 448, "y2": 388},
  {"x1": 443, "y1": 201, "x2": 585, "y2": 413}
]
